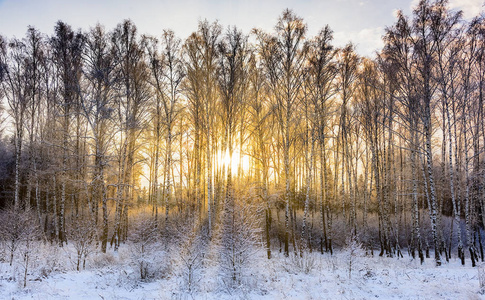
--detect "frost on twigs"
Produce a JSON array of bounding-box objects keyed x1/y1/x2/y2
[
  {"x1": 90, "y1": 250, "x2": 117, "y2": 269},
  {"x1": 172, "y1": 215, "x2": 207, "y2": 293},
  {"x1": 216, "y1": 199, "x2": 261, "y2": 291},
  {"x1": 128, "y1": 213, "x2": 163, "y2": 281},
  {"x1": 37, "y1": 243, "x2": 61, "y2": 278},
  {"x1": 0, "y1": 206, "x2": 41, "y2": 288},
  {"x1": 66, "y1": 217, "x2": 96, "y2": 271},
  {"x1": 342, "y1": 237, "x2": 365, "y2": 279},
  {"x1": 0, "y1": 206, "x2": 40, "y2": 266},
  {"x1": 285, "y1": 252, "x2": 318, "y2": 274}
]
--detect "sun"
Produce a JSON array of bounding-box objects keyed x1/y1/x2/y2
[
  {"x1": 138, "y1": 146, "x2": 252, "y2": 190},
  {"x1": 216, "y1": 148, "x2": 250, "y2": 176}
]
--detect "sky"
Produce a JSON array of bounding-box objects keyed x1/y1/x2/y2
[{"x1": 0, "y1": 0, "x2": 483, "y2": 57}]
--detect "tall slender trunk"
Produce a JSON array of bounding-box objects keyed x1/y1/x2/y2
[
  {"x1": 153, "y1": 120, "x2": 160, "y2": 222},
  {"x1": 424, "y1": 115, "x2": 441, "y2": 266},
  {"x1": 410, "y1": 138, "x2": 423, "y2": 263},
  {"x1": 463, "y1": 113, "x2": 477, "y2": 266},
  {"x1": 165, "y1": 129, "x2": 173, "y2": 223},
  {"x1": 53, "y1": 174, "x2": 59, "y2": 243},
  {"x1": 284, "y1": 117, "x2": 290, "y2": 257},
  {"x1": 207, "y1": 110, "x2": 213, "y2": 238},
  {"x1": 14, "y1": 128, "x2": 22, "y2": 211},
  {"x1": 319, "y1": 132, "x2": 328, "y2": 253},
  {"x1": 112, "y1": 138, "x2": 126, "y2": 251},
  {"x1": 444, "y1": 97, "x2": 464, "y2": 263},
  {"x1": 302, "y1": 128, "x2": 315, "y2": 250}
]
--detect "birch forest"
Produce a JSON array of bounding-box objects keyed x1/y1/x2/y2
[{"x1": 1, "y1": 0, "x2": 485, "y2": 287}]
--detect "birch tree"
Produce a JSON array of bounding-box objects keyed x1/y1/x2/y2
[
  {"x1": 255, "y1": 9, "x2": 307, "y2": 256},
  {"x1": 0, "y1": 37, "x2": 29, "y2": 211},
  {"x1": 217, "y1": 26, "x2": 248, "y2": 236},
  {"x1": 50, "y1": 21, "x2": 85, "y2": 245},
  {"x1": 306, "y1": 26, "x2": 337, "y2": 253},
  {"x1": 110, "y1": 20, "x2": 149, "y2": 250},
  {"x1": 183, "y1": 20, "x2": 221, "y2": 236},
  {"x1": 82, "y1": 24, "x2": 116, "y2": 252}
]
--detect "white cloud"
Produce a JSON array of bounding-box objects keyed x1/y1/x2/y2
[
  {"x1": 0, "y1": 0, "x2": 400, "y2": 57},
  {"x1": 449, "y1": 0, "x2": 483, "y2": 19},
  {"x1": 409, "y1": 0, "x2": 421, "y2": 11},
  {"x1": 409, "y1": 0, "x2": 483, "y2": 19},
  {"x1": 334, "y1": 27, "x2": 384, "y2": 57}
]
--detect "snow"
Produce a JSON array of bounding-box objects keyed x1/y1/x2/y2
[{"x1": 0, "y1": 244, "x2": 483, "y2": 300}]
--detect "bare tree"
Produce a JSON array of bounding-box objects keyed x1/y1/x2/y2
[
  {"x1": 110, "y1": 20, "x2": 149, "y2": 250},
  {"x1": 23, "y1": 27, "x2": 45, "y2": 228},
  {"x1": 217, "y1": 27, "x2": 250, "y2": 261},
  {"x1": 0, "y1": 37, "x2": 30, "y2": 211},
  {"x1": 128, "y1": 214, "x2": 159, "y2": 280},
  {"x1": 383, "y1": 10, "x2": 425, "y2": 262},
  {"x1": 50, "y1": 21, "x2": 85, "y2": 245},
  {"x1": 146, "y1": 30, "x2": 185, "y2": 224},
  {"x1": 183, "y1": 20, "x2": 221, "y2": 236},
  {"x1": 246, "y1": 51, "x2": 272, "y2": 258},
  {"x1": 66, "y1": 215, "x2": 96, "y2": 271},
  {"x1": 335, "y1": 43, "x2": 359, "y2": 237},
  {"x1": 306, "y1": 26, "x2": 337, "y2": 254},
  {"x1": 255, "y1": 9, "x2": 307, "y2": 256},
  {"x1": 81, "y1": 24, "x2": 117, "y2": 252}
]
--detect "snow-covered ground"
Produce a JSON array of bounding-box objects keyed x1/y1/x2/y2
[{"x1": 1, "y1": 244, "x2": 483, "y2": 300}]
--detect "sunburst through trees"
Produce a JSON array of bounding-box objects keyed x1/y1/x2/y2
[{"x1": 1, "y1": 1, "x2": 485, "y2": 277}]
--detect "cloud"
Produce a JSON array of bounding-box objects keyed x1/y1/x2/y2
[
  {"x1": 449, "y1": 0, "x2": 483, "y2": 19},
  {"x1": 409, "y1": 0, "x2": 420, "y2": 11},
  {"x1": 409, "y1": 0, "x2": 482, "y2": 19},
  {"x1": 0, "y1": 0, "x2": 398, "y2": 58},
  {"x1": 334, "y1": 27, "x2": 384, "y2": 57}
]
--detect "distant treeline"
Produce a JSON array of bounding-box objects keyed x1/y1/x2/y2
[{"x1": 0, "y1": 0, "x2": 484, "y2": 267}]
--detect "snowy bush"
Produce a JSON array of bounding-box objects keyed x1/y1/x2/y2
[
  {"x1": 285, "y1": 252, "x2": 318, "y2": 274},
  {"x1": 0, "y1": 207, "x2": 40, "y2": 267},
  {"x1": 218, "y1": 200, "x2": 260, "y2": 290},
  {"x1": 0, "y1": 239, "x2": 6, "y2": 263},
  {"x1": 17, "y1": 223, "x2": 41, "y2": 288},
  {"x1": 324, "y1": 253, "x2": 339, "y2": 273},
  {"x1": 0, "y1": 207, "x2": 41, "y2": 288},
  {"x1": 37, "y1": 243, "x2": 62, "y2": 278},
  {"x1": 90, "y1": 252, "x2": 114, "y2": 269},
  {"x1": 359, "y1": 262, "x2": 376, "y2": 280},
  {"x1": 66, "y1": 216, "x2": 96, "y2": 271},
  {"x1": 342, "y1": 237, "x2": 365, "y2": 279},
  {"x1": 128, "y1": 214, "x2": 162, "y2": 281},
  {"x1": 173, "y1": 219, "x2": 207, "y2": 293}
]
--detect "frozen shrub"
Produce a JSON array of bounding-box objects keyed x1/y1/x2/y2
[
  {"x1": 174, "y1": 218, "x2": 207, "y2": 293},
  {"x1": 66, "y1": 216, "x2": 96, "y2": 271},
  {"x1": 342, "y1": 237, "x2": 365, "y2": 279},
  {"x1": 359, "y1": 262, "x2": 376, "y2": 280},
  {"x1": 0, "y1": 207, "x2": 41, "y2": 288},
  {"x1": 90, "y1": 251, "x2": 117, "y2": 268},
  {"x1": 128, "y1": 214, "x2": 160, "y2": 281},
  {"x1": 218, "y1": 200, "x2": 260, "y2": 290},
  {"x1": 0, "y1": 206, "x2": 40, "y2": 267},
  {"x1": 286, "y1": 253, "x2": 317, "y2": 274},
  {"x1": 0, "y1": 207, "x2": 41, "y2": 287},
  {"x1": 37, "y1": 243, "x2": 61, "y2": 278}
]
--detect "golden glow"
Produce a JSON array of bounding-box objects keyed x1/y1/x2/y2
[
  {"x1": 139, "y1": 146, "x2": 252, "y2": 190},
  {"x1": 139, "y1": 164, "x2": 151, "y2": 189},
  {"x1": 216, "y1": 148, "x2": 251, "y2": 175}
]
